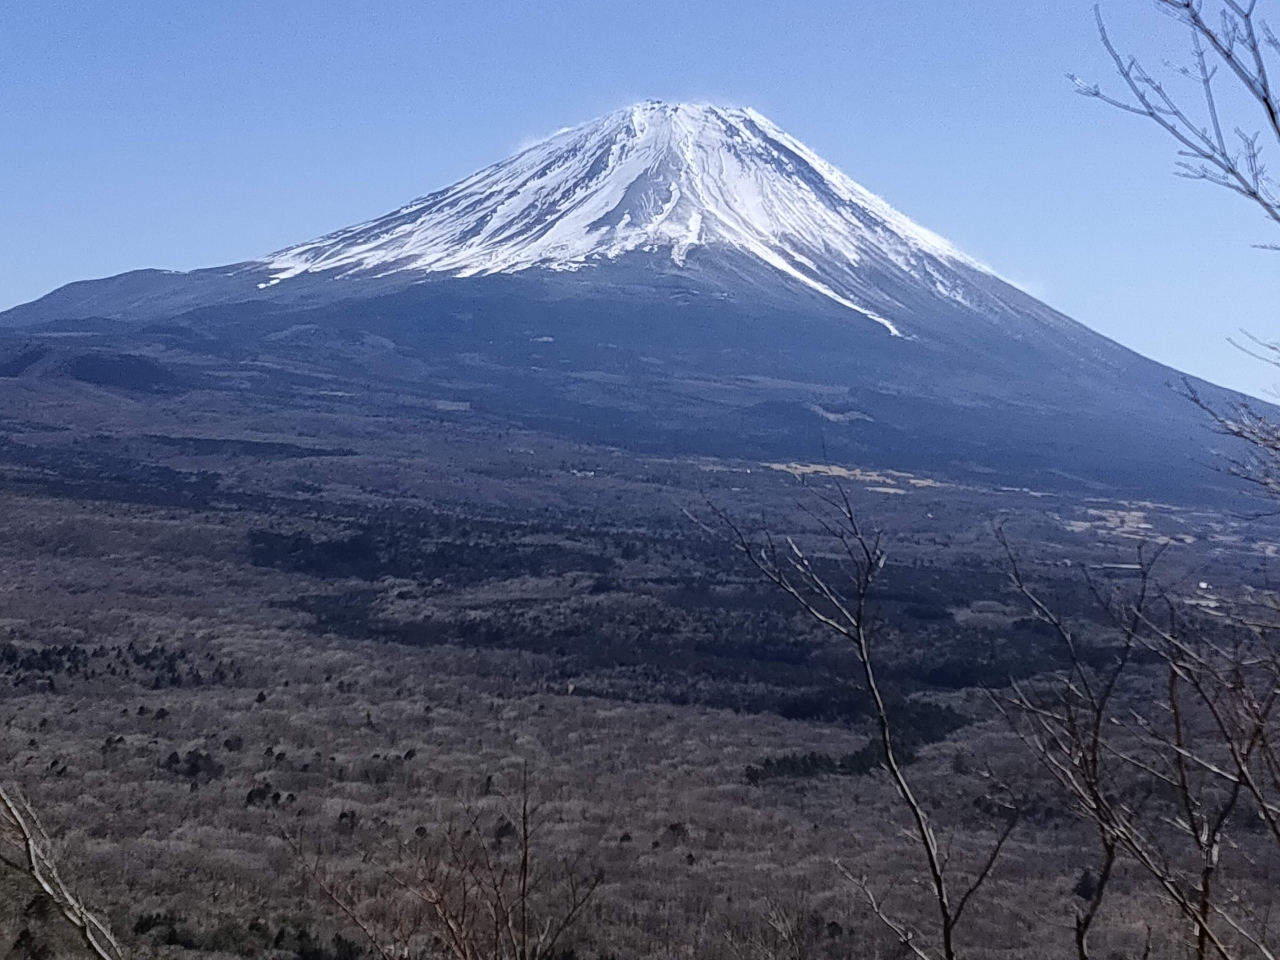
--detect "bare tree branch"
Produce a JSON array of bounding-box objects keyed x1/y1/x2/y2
[
  {"x1": 998, "y1": 534, "x2": 1280, "y2": 960},
  {"x1": 290, "y1": 773, "x2": 600, "y2": 960},
  {"x1": 696, "y1": 492, "x2": 1014, "y2": 960},
  {"x1": 0, "y1": 783, "x2": 124, "y2": 960},
  {"x1": 1075, "y1": 1, "x2": 1280, "y2": 229}
]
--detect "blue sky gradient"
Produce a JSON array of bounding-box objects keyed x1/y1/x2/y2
[{"x1": 4, "y1": 0, "x2": 1279, "y2": 397}]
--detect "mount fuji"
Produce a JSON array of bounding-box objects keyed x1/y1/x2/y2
[
  {"x1": 0, "y1": 101, "x2": 1256, "y2": 503},
  {"x1": 255, "y1": 101, "x2": 985, "y2": 336}
]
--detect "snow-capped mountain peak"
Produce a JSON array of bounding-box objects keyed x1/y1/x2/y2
[{"x1": 258, "y1": 101, "x2": 989, "y2": 335}]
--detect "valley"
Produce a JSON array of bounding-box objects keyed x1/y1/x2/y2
[{"x1": 0, "y1": 350, "x2": 1275, "y2": 958}]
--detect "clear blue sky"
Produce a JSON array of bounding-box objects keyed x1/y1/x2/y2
[{"x1": 4, "y1": 0, "x2": 1279, "y2": 398}]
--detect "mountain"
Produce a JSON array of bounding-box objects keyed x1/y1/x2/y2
[
  {"x1": 0, "y1": 101, "x2": 1256, "y2": 504},
  {"x1": 256, "y1": 101, "x2": 987, "y2": 336}
]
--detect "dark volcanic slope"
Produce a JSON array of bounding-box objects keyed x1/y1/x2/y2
[{"x1": 0, "y1": 251, "x2": 1244, "y2": 506}]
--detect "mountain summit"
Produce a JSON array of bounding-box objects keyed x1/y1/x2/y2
[{"x1": 259, "y1": 101, "x2": 985, "y2": 336}]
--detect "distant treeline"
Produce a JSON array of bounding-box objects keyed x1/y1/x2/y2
[{"x1": 745, "y1": 746, "x2": 884, "y2": 784}]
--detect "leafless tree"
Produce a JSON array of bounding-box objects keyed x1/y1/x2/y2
[
  {"x1": 0, "y1": 781, "x2": 124, "y2": 960},
  {"x1": 997, "y1": 528, "x2": 1280, "y2": 960},
  {"x1": 695, "y1": 493, "x2": 1017, "y2": 960},
  {"x1": 1035, "y1": 14, "x2": 1280, "y2": 951},
  {"x1": 722, "y1": 898, "x2": 821, "y2": 960},
  {"x1": 289, "y1": 771, "x2": 601, "y2": 960},
  {"x1": 702, "y1": 475, "x2": 1280, "y2": 960}
]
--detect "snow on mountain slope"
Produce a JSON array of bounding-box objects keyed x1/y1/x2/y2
[{"x1": 259, "y1": 101, "x2": 992, "y2": 336}]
